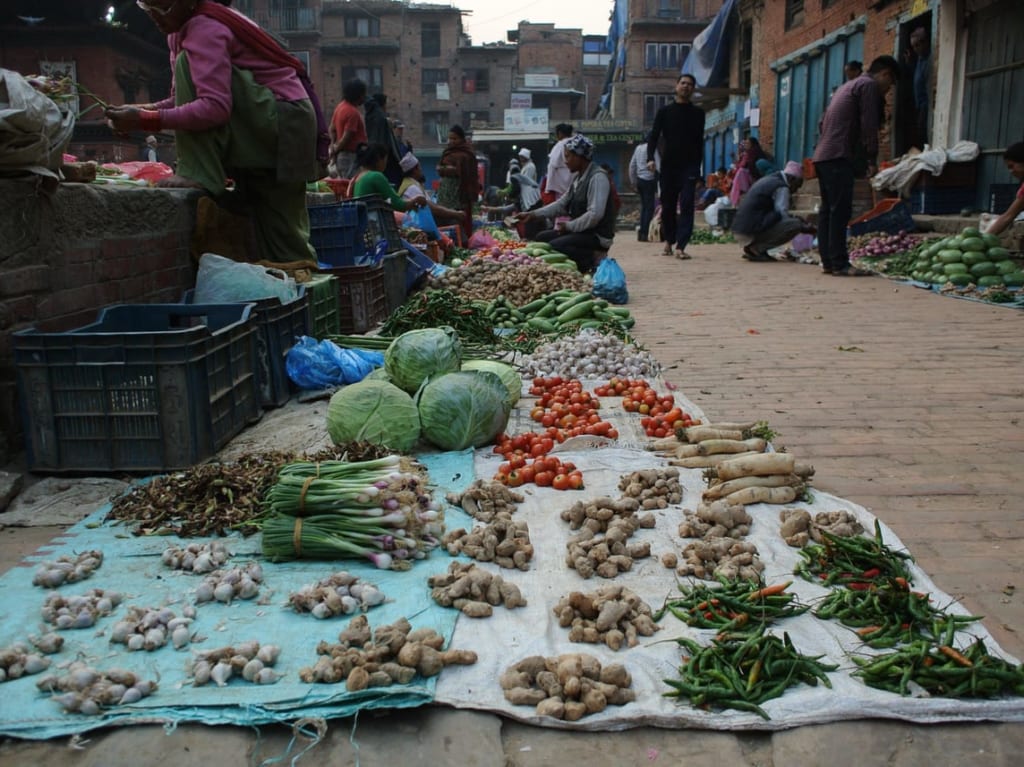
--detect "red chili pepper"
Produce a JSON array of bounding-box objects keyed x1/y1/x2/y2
[
  {"x1": 847, "y1": 582, "x2": 871, "y2": 591},
  {"x1": 861, "y1": 567, "x2": 882, "y2": 579}
]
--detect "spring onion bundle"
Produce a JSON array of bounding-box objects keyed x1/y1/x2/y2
[{"x1": 260, "y1": 457, "x2": 444, "y2": 568}]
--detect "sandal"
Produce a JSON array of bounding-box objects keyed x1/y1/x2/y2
[
  {"x1": 674, "y1": 250, "x2": 693, "y2": 260},
  {"x1": 661, "y1": 244, "x2": 674, "y2": 256},
  {"x1": 831, "y1": 266, "x2": 873, "y2": 277}
]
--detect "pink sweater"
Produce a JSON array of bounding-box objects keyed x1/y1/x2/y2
[{"x1": 153, "y1": 11, "x2": 307, "y2": 131}]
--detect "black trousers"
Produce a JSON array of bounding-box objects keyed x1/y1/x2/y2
[
  {"x1": 535, "y1": 228, "x2": 603, "y2": 273},
  {"x1": 813, "y1": 158, "x2": 854, "y2": 272}
]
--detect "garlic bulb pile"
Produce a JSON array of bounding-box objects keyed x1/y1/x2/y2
[
  {"x1": 187, "y1": 641, "x2": 282, "y2": 687},
  {"x1": 41, "y1": 588, "x2": 123, "y2": 629},
  {"x1": 161, "y1": 541, "x2": 232, "y2": 573},
  {"x1": 519, "y1": 329, "x2": 660, "y2": 380},
  {"x1": 109, "y1": 605, "x2": 194, "y2": 651},
  {"x1": 193, "y1": 563, "x2": 264, "y2": 605},
  {"x1": 38, "y1": 663, "x2": 157, "y2": 714},
  {"x1": 0, "y1": 643, "x2": 51, "y2": 683},
  {"x1": 287, "y1": 571, "x2": 387, "y2": 618},
  {"x1": 32, "y1": 550, "x2": 103, "y2": 588}
]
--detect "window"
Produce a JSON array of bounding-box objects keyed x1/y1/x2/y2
[
  {"x1": 739, "y1": 22, "x2": 753, "y2": 91},
  {"x1": 422, "y1": 68, "x2": 449, "y2": 95},
  {"x1": 421, "y1": 21, "x2": 441, "y2": 58},
  {"x1": 657, "y1": 0, "x2": 695, "y2": 17},
  {"x1": 344, "y1": 16, "x2": 379, "y2": 37},
  {"x1": 785, "y1": 0, "x2": 804, "y2": 30},
  {"x1": 461, "y1": 68, "x2": 489, "y2": 94},
  {"x1": 342, "y1": 66, "x2": 383, "y2": 90},
  {"x1": 643, "y1": 93, "x2": 673, "y2": 124},
  {"x1": 422, "y1": 111, "x2": 450, "y2": 143},
  {"x1": 583, "y1": 38, "x2": 611, "y2": 67},
  {"x1": 462, "y1": 110, "x2": 489, "y2": 127},
  {"x1": 644, "y1": 42, "x2": 691, "y2": 71}
]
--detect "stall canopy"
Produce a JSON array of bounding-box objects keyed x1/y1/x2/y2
[{"x1": 681, "y1": 0, "x2": 737, "y2": 88}]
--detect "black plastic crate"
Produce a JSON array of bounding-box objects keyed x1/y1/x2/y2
[
  {"x1": 990, "y1": 183, "x2": 1019, "y2": 214},
  {"x1": 184, "y1": 287, "x2": 309, "y2": 408},
  {"x1": 308, "y1": 201, "x2": 369, "y2": 266},
  {"x1": 13, "y1": 304, "x2": 261, "y2": 475},
  {"x1": 318, "y1": 264, "x2": 387, "y2": 334},
  {"x1": 908, "y1": 186, "x2": 976, "y2": 215},
  {"x1": 348, "y1": 194, "x2": 403, "y2": 253},
  {"x1": 382, "y1": 250, "x2": 408, "y2": 314}
]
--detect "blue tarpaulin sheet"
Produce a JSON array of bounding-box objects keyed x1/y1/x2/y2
[
  {"x1": 0, "y1": 450, "x2": 476, "y2": 740},
  {"x1": 681, "y1": 0, "x2": 736, "y2": 88}
]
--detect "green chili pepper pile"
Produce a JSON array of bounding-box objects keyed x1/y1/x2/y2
[
  {"x1": 380, "y1": 289, "x2": 497, "y2": 343},
  {"x1": 795, "y1": 520, "x2": 914, "y2": 588},
  {"x1": 852, "y1": 637, "x2": 1024, "y2": 698},
  {"x1": 664, "y1": 627, "x2": 838, "y2": 719},
  {"x1": 656, "y1": 578, "x2": 808, "y2": 631}
]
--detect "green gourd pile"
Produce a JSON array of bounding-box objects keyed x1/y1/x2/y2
[{"x1": 909, "y1": 227, "x2": 1022, "y2": 289}]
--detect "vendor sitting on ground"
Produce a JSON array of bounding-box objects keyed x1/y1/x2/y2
[
  {"x1": 351, "y1": 142, "x2": 426, "y2": 212},
  {"x1": 513, "y1": 134, "x2": 615, "y2": 274},
  {"x1": 732, "y1": 161, "x2": 815, "y2": 262}
]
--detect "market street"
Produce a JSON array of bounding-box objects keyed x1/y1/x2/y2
[{"x1": 1, "y1": 239, "x2": 1023, "y2": 764}]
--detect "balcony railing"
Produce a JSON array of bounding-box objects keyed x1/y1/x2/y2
[{"x1": 270, "y1": 7, "x2": 320, "y2": 33}]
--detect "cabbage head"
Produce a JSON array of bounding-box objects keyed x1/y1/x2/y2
[
  {"x1": 364, "y1": 366, "x2": 391, "y2": 382},
  {"x1": 384, "y1": 326, "x2": 462, "y2": 394},
  {"x1": 326, "y1": 379, "x2": 420, "y2": 452},
  {"x1": 461, "y1": 360, "x2": 521, "y2": 409},
  {"x1": 417, "y1": 371, "x2": 510, "y2": 451}
]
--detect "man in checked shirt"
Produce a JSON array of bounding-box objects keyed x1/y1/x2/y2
[{"x1": 812, "y1": 55, "x2": 900, "y2": 276}]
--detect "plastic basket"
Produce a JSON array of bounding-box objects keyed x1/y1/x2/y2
[
  {"x1": 382, "y1": 250, "x2": 408, "y2": 314},
  {"x1": 348, "y1": 194, "x2": 403, "y2": 253},
  {"x1": 13, "y1": 304, "x2": 261, "y2": 474},
  {"x1": 183, "y1": 287, "x2": 309, "y2": 408},
  {"x1": 306, "y1": 273, "x2": 340, "y2": 338},
  {"x1": 847, "y1": 198, "x2": 916, "y2": 236},
  {"x1": 308, "y1": 201, "x2": 369, "y2": 266},
  {"x1": 318, "y1": 265, "x2": 387, "y2": 334}
]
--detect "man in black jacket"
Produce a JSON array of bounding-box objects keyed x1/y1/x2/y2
[
  {"x1": 732, "y1": 161, "x2": 814, "y2": 262},
  {"x1": 647, "y1": 73, "x2": 705, "y2": 259}
]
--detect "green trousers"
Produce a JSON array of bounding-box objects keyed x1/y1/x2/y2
[{"x1": 174, "y1": 54, "x2": 317, "y2": 262}]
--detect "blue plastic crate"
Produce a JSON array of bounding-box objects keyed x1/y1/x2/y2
[
  {"x1": 308, "y1": 201, "x2": 369, "y2": 266},
  {"x1": 348, "y1": 194, "x2": 403, "y2": 253},
  {"x1": 13, "y1": 304, "x2": 261, "y2": 474},
  {"x1": 184, "y1": 287, "x2": 309, "y2": 408}
]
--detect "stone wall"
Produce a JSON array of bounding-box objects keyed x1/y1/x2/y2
[{"x1": 0, "y1": 181, "x2": 198, "y2": 465}]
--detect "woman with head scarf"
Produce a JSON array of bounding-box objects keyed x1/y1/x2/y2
[
  {"x1": 105, "y1": 0, "x2": 327, "y2": 262},
  {"x1": 514, "y1": 134, "x2": 616, "y2": 273},
  {"x1": 435, "y1": 125, "x2": 479, "y2": 242}
]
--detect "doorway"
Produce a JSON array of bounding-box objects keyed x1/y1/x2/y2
[{"x1": 894, "y1": 11, "x2": 933, "y2": 155}]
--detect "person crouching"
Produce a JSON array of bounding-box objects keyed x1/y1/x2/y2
[{"x1": 732, "y1": 161, "x2": 814, "y2": 262}]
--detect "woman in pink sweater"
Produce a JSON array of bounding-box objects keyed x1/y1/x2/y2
[{"x1": 106, "y1": 0, "x2": 325, "y2": 262}]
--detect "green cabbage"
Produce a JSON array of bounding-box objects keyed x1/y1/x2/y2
[
  {"x1": 461, "y1": 360, "x2": 521, "y2": 409},
  {"x1": 364, "y1": 366, "x2": 391, "y2": 382},
  {"x1": 417, "y1": 371, "x2": 510, "y2": 451},
  {"x1": 384, "y1": 327, "x2": 462, "y2": 394},
  {"x1": 326, "y1": 379, "x2": 420, "y2": 451}
]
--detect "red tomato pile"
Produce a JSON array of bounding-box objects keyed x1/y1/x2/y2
[
  {"x1": 593, "y1": 378, "x2": 700, "y2": 438},
  {"x1": 492, "y1": 376, "x2": 615, "y2": 490}
]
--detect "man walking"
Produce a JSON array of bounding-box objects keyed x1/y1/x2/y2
[
  {"x1": 628, "y1": 133, "x2": 659, "y2": 242},
  {"x1": 812, "y1": 55, "x2": 899, "y2": 276},
  {"x1": 647, "y1": 73, "x2": 705, "y2": 259},
  {"x1": 733, "y1": 161, "x2": 814, "y2": 262}
]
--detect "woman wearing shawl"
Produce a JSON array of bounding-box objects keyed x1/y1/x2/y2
[
  {"x1": 436, "y1": 125, "x2": 479, "y2": 242},
  {"x1": 105, "y1": 0, "x2": 327, "y2": 262}
]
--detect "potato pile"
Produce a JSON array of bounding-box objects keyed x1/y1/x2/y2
[
  {"x1": 779, "y1": 508, "x2": 865, "y2": 547},
  {"x1": 299, "y1": 615, "x2": 476, "y2": 688},
  {"x1": 501, "y1": 653, "x2": 635, "y2": 720},
  {"x1": 562, "y1": 496, "x2": 654, "y2": 579},
  {"x1": 553, "y1": 585, "x2": 659, "y2": 650},
  {"x1": 442, "y1": 514, "x2": 533, "y2": 570},
  {"x1": 428, "y1": 561, "x2": 526, "y2": 617},
  {"x1": 446, "y1": 480, "x2": 523, "y2": 522}
]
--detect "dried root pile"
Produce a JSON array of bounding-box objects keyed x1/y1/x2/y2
[
  {"x1": 428, "y1": 561, "x2": 527, "y2": 617},
  {"x1": 779, "y1": 508, "x2": 864, "y2": 547},
  {"x1": 553, "y1": 585, "x2": 659, "y2": 650},
  {"x1": 501, "y1": 653, "x2": 635, "y2": 720}
]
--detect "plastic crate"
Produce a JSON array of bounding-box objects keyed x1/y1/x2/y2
[
  {"x1": 990, "y1": 183, "x2": 1019, "y2": 214},
  {"x1": 308, "y1": 201, "x2": 369, "y2": 266},
  {"x1": 348, "y1": 194, "x2": 403, "y2": 253},
  {"x1": 319, "y1": 264, "x2": 387, "y2": 334},
  {"x1": 913, "y1": 161, "x2": 977, "y2": 189},
  {"x1": 184, "y1": 287, "x2": 309, "y2": 408},
  {"x1": 848, "y1": 198, "x2": 916, "y2": 236},
  {"x1": 908, "y1": 187, "x2": 976, "y2": 215},
  {"x1": 306, "y1": 273, "x2": 340, "y2": 338},
  {"x1": 382, "y1": 250, "x2": 408, "y2": 314},
  {"x1": 13, "y1": 304, "x2": 261, "y2": 475}
]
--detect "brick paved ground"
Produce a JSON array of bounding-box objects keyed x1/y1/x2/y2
[{"x1": 2, "y1": 238, "x2": 1023, "y2": 763}]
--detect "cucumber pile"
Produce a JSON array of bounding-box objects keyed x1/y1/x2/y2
[
  {"x1": 910, "y1": 227, "x2": 1021, "y2": 288},
  {"x1": 478, "y1": 290, "x2": 635, "y2": 333}
]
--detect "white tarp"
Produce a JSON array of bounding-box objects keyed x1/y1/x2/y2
[{"x1": 871, "y1": 141, "x2": 980, "y2": 197}]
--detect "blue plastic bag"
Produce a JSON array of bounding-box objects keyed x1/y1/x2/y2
[
  {"x1": 285, "y1": 336, "x2": 384, "y2": 389},
  {"x1": 591, "y1": 257, "x2": 629, "y2": 305},
  {"x1": 404, "y1": 205, "x2": 441, "y2": 239}
]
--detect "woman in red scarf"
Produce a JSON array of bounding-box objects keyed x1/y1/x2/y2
[
  {"x1": 436, "y1": 125, "x2": 479, "y2": 242},
  {"x1": 105, "y1": 0, "x2": 326, "y2": 262}
]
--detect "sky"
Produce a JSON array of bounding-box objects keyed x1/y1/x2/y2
[{"x1": 451, "y1": 0, "x2": 613, "y2": 46}]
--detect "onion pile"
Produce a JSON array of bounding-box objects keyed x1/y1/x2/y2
[
  {"x1": 287, "y1": 571, "x2": 387, "y2": 619},
  {"x1": 187, "y1": 641, "x2": 282, "y2": 687},
  {"x1": 193, "y1": 563, "x2": 264, "y2": 605},
  {"x1": 161, "y1": 541, "x2": 232, "y2": 573},
  {"x1": 849, "y1": 232, "x2": 922, "y2": 261},
  {"x1": 518, "y1": 329, "x2": 660, "y2": 380},
  {"x1": 0, "y1": 643, "x2": 52, "y2": 683},
  {"x1": 32, "y1": 550, "x2": 103, "y2": 588},
  {"x1": 38, "y1": 663, "x2": 158, "y2": 714},
  {"x1": 109, "y1": 605, "x2": 194, "y2": 651},
  {"x1": 42, "y1": 588, "x2": 123, "y2": 629}
]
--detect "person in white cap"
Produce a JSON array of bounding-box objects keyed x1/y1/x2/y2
[
  {"x1": 731, "y1": 160, "x2": 815, "y2": 262},
  {"x1": 397, "y1": 151, "x2": 466, "y2": 227},
  {"x1": 517, "y1": 147, "x2": 537, "y2": 186},
  {"x1": 145, "y1": 135, "x2": 159, "y2": 163}
]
